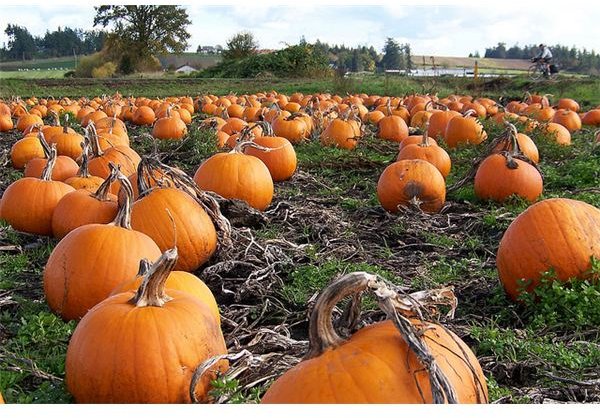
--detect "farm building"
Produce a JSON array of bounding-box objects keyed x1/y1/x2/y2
[{"x1": 174, "y1": 64, "x2": 198, "y2": 74}]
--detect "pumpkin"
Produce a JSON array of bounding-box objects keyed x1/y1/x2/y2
[
  {"x1": 0, "y1": 146, "x2": 75, "y2": 236},
  {"x1": 64, "y1": 143, "x2": 105, "y2": 191},
  {"x1": 272, "y1": 114, "x2": 308, "y2": 144},
  {"x1": 193, "y1": 143, "x2": 274, "y2": 211},
  {"x1": 397, "y1": 126, "x2": 451, "y2": 178},
  {"x1": 87, "y1": 124, "x2": 141, "y2": 179},
  {"x1": 132, "y1": 105, "x2": 156, "y2": 125},
  {"x1": 52, "y1": 167, "x2": 119, "y2": 239},
  {"x1": 261, "y1": 272, "x2": 488, "y2": 404},
  {"x1": 320, "y1": 118, "x2": 359, "y2": 150},
  {"x1": 111, "y1": 259, "x2": 220, "y2": 322},
  {"x1": 48, "y1": 125, "x2": 84, "y2": 161},
  {"x1": 581, "y1": 109, "x2": 600, "y2": 126},
  {"x1": 497, "y1": 198, "x2": 600, "y2": 300},
  {"x1": 22, "y1": 132, "x2": 79, "y2": 181},
  {"x1": 474, "y1": 153, "x2": 543, "y2": 203},
  {"x1": 16, "y1": 113, "x2": 43, "y2": 133},
  {"x1": 427, "y1": 109, "x2": 460, "y2": 140},
  {"x1": 130, "y1": 180, "x2": 218, "y2": 272},
  {"x1": 377, "y1": 159, "x2": 446, "y2": 213},
  {"x1": 0, "y1": 113, "x2": 14, "y2": 132},
  {"x1": 444, "y1": 111, "x2": 487, "y2": 148},
  {"x1": 43, "y1": 172, "x2": 161, "y2": 320},
  {"x1": 377, "y1": 115, "x2": 409, "y2": 143},
  {"x1": 556, "y1": 98, "x2": 580, "y2": 112},
  {"x1": 244, "y1": 122, "x2": 297, "y2": 181},
  {"x1": 544, "y1": 122, "x2": 571, "y2": 146},
  {"x1": 65, "y1": 247, "x2": 228, "y2": 403},
  {"x1": 152, "y1": 107, "x2": 188, "y2": 140},
  {"x1": 492, "y1": 124, "x2": 539, "y2": 164},
  {"x1": 10, "y1": 135, "x2": 45, "y2": 169},
  {"x1": 551, "y1": 109, "x2": 582, "y2": 133}
]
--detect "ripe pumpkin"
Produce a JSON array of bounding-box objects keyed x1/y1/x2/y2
[
  {"x1": 152, "y1": 107, "x2": 188, "y2": 140},
  {"x1": 0, "y1": 113, "x2": 14, "y2": 132},
  {"x1": 52, "y1": 168, "x2": 119, "y2": 239},
  {"x1": 244, "y1": 123, "x2": 297, "y2": 181},
  {"x1": 427, "y1": 109, "x2": 460, "y2": 140},
  {"x1": 64, "y1": 143, "x2": 105, "y2": 191},
  {"x1": 193, "y1": 145, "x2": 274, "y2": 211},
  {"x1": 444, "y1": 112, "x2": 487, "y2": 148},
  {"x1": 544, "y1": 122, "x2": 571, "y2": 146},
  {"x1": 131, "y1": 184, "x2": 218, "y2": 272},
  {"x1": 581, "y1": 109, "x2": 600, "y2": 126},
  {"x1": 65, "y1": 247, "x2": 228, "y2": 403},
  {"x1": 377, "y1": 115, "x2": 409, "y2": 143},
  {"x1": 397, "y1": 128, "x2": 451, "y2": 178},
  {"x1": 132, "y1": 105, "x2": 156, "y2": 126},
  {"x1": 10, "y1": 135, "x2": 45, "y2": 169},
  {"x1": 87, "y1": 124, "x2": 141, "y2": 179},
  {"x1": 272, "y1": 114, "x2": 308, "y2": 144},
  {"x1": 43, "y1": 172, "x2": 161, "y2": 320},
  {"x1": 556, "y1": 98, "x2": 580, "y2": 112},
  {"x1": 110, "y1": 261, "x2": 220, "y2": 322},
  {"x1": 551, "y1": 109, "x2": 582, "y2": 132},
  {"x1": 474, "y1": 153, "x2": 543, "y2": 203},
  {"x1": 0, "y1": 146, "x2": 75, "y2": 236},
  {"x1": 262, "y1": 272, "x2": 488, "y2": 404},
  {"x1": 497, "y1": 198, "x2": 600, "y2": 300},
  {"x1": 492, "y1": 125, "x2": 539, "y2": 164},
  {"x1": 48, "y1": 126, "x2": 84, "y2": 161},
  {"x1": 377, "y1": 159, "x2": 446, "y2": 213},
  {"x1": 320, "y1": 118, "x2": 359, "y2": 150}
]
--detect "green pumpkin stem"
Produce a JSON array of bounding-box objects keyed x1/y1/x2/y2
[
  {"x1": 41, "y1": 144, "x2": 58, "y2": 181},
  {"x1": 307, "y1": 271, "x2": 465, "y2": 404},
  {"x1": 130, "y1": 247, "x2": 177, "y2": 307}
]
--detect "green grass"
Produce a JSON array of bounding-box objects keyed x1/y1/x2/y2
[
  {"x1": 0, "y1": 70, "x2": 67, "y2": 79},
  {"x1": 0, "y1": 56, "x2": 78, "y2": 71}
]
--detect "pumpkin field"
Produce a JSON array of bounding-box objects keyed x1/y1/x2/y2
[{"x1": 0, "y1": 76, "x2": 599, "y2": 404}]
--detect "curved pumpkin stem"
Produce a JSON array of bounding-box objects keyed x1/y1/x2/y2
[
  {"x1": 307, "y1": 271, "x2": 465, "y2": 404},
  {"x1": 420, "y1": 122, "x2": 432, "y2": 147},
  {"x1": 37, "y1": 130, "x2": 52, "y2": 158},
  {"x1": 85, "y1": 121, "x2": 104, "y2": 158},
  {"x1": 93, "y1": 163, "x2": 119, "y2": 202},
  {"x1": 463, "y1": 109, "x2": 477, "y2": 118},
  {"x1": 41, "y1": 144, "x2": 58, "y2": 181},
  {"x1": 77, "y1": 142, "x2": 92, "y2": 179},
  {"x1": 111, "y1": 165, "x2": 134, "y2": 229},
  {"x1": 130, "y1": 247, "x2": 178, "y2": 308}
]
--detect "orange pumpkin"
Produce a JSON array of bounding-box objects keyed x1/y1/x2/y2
[
  {"x1": 544, "y1": 122, "x2": 571, "y2": 146},
  {"x1": 497, "y1": 198, "x2": 600, "y2": 300},
  {"x1": 320, "y1": 118, "x2": 359, "y2": 150},
  {"x1": 551, "y1": 109, "x2": 582, "y2": 132},
  {"x1": 262, "y1": 272, "x2": 488, "y2": 404},
  {"x1": 152, "y1": 108, "x2": 188, "y2": 140},
  {"x1": 244, "y1": 124, "x2": 297, "y2": 181},
  {"x1": 377, "y1": 115, "x2": 409, "y2": 143},
  {"x1": 397, "y1": 129, "x2": 451, "y2": 178},
  {"x1": 377, "y1": 159, "x2": 446, "y2": 213},
  {"x1": 0, "y1": 146, "x2": 75, "y2": 236},
  {"x1": 444, "y1": 112, "x2": 487, "y2": 148},
  {"x1": 194, "y1": 145, "x2": 274, "y2": 211},
  {"x1": 65, "y1": 247, "x2": 227, "y2": 403},
  {"x1": 272, "y1": 114, "x2": 308, "y2": 144},
  {"x1": 43, "y1": 172, "x2": 161, "y2": 320}
]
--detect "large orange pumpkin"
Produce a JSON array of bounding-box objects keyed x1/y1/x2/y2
[
  {"x1": 320, "y1": 118, "x2": 359, "y2": 150},
  {"x1": 377, "y1": 115, "x2": 409, "y2": 143},
  {"x1": 397, "y1": 129, "x2": 451, "y2": 178},
  {"x1": 262, "y1": 272, "x2": 488, "y2": 404},
  {"x1": 377, "y1": 159, "x2": 446, "y2": 213},
  {"x1": 65, "y1": 247, "x2": 228, "y2": 403},
  {"x1": 43, "y1": 173, "x2": 161, "y2": 320},
  {"x1": 193, "y1": 146, "x2": 274, "y2": 211},
  {"x1": 152, "y1": 107, "x2": 188, "y2": 140},
  {"x1": 551, "y1": 109, "x2": 581, "y2": 133},
  {"x1": 444, "y1": 112, "x2": 487, "y2": 148},
  {"x1": 497, "y1": 198, "x2": 600, "y2": 300}
]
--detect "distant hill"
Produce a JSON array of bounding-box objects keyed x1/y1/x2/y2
[
  {"x1": 157, "y1": 53, "x2": 222, "y2": 71},
  {"x1": 412, "y1": 55, "x2": 531, "y2": 71}
]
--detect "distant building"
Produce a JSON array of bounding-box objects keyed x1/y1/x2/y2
[{"x1": 175, "y1": 64, "x2": 197, "y2": 74}]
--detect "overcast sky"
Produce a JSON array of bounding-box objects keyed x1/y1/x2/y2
[{"x1": 1, "y1": 1, "x2": 599, "y2": 57}]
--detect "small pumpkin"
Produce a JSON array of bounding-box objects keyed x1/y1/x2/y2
[
  {"x1": 152, "y1": 107, "x2": 188, "y2": 140},
  {"x1": 377, "y1": 114, "x2": 409, "y2": 143},
  {"x1": 320, "y1": 117, "x2": 360, "y2": 150},
  {"x1": 64, "y1": 143, "x2": 105, "y2": 191},
  {"x1": 65, "y1": 247, "x2": 228, "y2": 403},
  {"x1": 243, "y1": 122, "x2": 297, "y2": 182},
  {"x1": 377, "y1": 159, "x2": 446, "y2": 213},
  {"x1": 0, "y1": 145, "x2": 75, "y2": 236},
  {"x1": 272, "y1": 114, "x2": 308, "y2": 144},
  {"x1": 444, "y1": 111, "x2": 487, "y2": 148},
  {"x1": 397, "y1": 125, "x2": 451, "y2": 178},
  {"x1": 551, "y1": 109, "x2": 582, "y2": 133},
  {"x1": 52, "y1": 166, "x2": 119, "y2": 239}
]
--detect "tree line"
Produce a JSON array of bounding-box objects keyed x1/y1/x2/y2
[
  {"x1": 1, "y1": 24, "x2": 106, "y2": 61},
  {"x1": 477, "y1": 42, "x2": 600, "y2": 74}
]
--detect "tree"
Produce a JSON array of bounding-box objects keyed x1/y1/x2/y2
[
  {"x1": 93, "y1": 5, "x2": 191, "y2": 64},
  {"x1": 223, "y1": 31, "x2": 259, "y2": 61},
  {"x1": 381, "y1": 37, "x2": 401, "y2": 70},
  {"x1": 4, "y1": 25, "x2": 37, "y2": 60}
]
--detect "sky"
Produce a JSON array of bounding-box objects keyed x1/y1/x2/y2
[{"x1": 1, "y1": 1, "x2": 600, "y2": 57}]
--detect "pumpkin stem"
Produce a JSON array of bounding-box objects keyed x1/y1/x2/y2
[
  {"x1": 50, "y1": 109, "x2": 60, "y2": 127},
  {"x1": 77, "y1": 142, "x2": 92, "y2": 178},
  {"x1": 37, "y1": 130, "x2": 51, "y2": 157},
  {"x1": 420, "y1": 122, "x2": 431, "y2": 147},
  {"x1": 129, "y1": 247, "x2": 177, "y2": 308},
  {"x1": 93, "y1": 163, "x2": 119, "y2": 201},
  {"x1": 111, "y1": 166, "x2": 134, "y2": 229},
  {"x1": 254, "y1": 120, "x2": 274, "y2": 137},
  {"x1": 463, "y1": 109, "x2": 477, "y2": 118},
  {"x1": 307, "y1": 271, "x2": 463, "y2": 404},
  {"x1": 40, "y1": 144, "x2": 58, "y2": 181},
  {"x1": 86, "y1": 121, "x2": 104, "y2": 157}
]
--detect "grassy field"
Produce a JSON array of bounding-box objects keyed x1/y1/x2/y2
[
  {"x1": 0, "y1": 79, "x2": 599, "y2": 404},
  {"x1": 0, "y1": 70, "x2": 68, "y2": 80},
  {"x1": 0, "y1": 57, "x2": 77, "y2": 71},
  {"x1": 1, "y1": 75, "x2": 599, "y2": 104}
]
